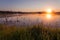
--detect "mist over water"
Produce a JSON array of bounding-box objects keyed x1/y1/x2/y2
[{"x1": 0, "y1": 13, "x2": 60, "y2": 28}]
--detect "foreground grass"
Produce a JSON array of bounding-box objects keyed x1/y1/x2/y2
[{"x1": 0, "y1": 24, "x2": 60, "y2": 40}]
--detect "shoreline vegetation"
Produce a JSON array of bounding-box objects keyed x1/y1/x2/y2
[{"x1": 0, "y1": 24, "x2": 60, "y2": 40}]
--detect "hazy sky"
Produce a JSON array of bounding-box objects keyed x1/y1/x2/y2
[{"x1": 0, "y1": 0, "x2": 60, "y2": 12}]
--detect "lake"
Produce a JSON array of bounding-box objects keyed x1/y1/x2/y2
[{"x1": 0, "y1": 13, "x2": 60, "y2": 28}]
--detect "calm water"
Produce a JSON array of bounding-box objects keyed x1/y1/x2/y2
[{"x1": 0, "y1": 13, "x2": 60, "y2": 28}]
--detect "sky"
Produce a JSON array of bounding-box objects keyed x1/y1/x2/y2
[{"x1": 0, "y1": 0, "x2": 60, "y2": 12}]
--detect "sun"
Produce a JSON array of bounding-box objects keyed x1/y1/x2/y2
[{"x1": 46, "y1": 8, "x2": 52, "y2": 13}]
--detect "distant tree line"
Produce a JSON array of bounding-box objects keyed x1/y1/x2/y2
[{"x1": 0, "y1": 11, "x2": 43, "y2": 14}]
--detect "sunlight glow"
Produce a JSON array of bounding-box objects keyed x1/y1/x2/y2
[{"x1": 46, "y1": 8, "x2": 52, "y2": 13}]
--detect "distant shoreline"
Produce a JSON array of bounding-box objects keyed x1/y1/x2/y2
[{"x1": 0, "y1": 11, "x2": 60, "y2": 15}]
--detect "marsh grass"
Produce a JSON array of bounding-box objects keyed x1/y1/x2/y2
[{"x1": 0, "y1": 23, "x2": 60, "y2": 40}]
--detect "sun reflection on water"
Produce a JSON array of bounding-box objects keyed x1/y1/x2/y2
[{"x1": 46, "y1": 14, "x2": 52, "y2": 19}]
